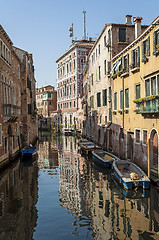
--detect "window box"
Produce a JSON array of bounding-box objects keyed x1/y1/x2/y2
[
  {"x1": 142, "y1": 54, "x2": 149, "y2": 63},
  {"x1": 113, "y1": 110, "x2": 117, "y2": 115},
  {"x1": 124, "y1": 109, "x2": 129, "y2": 113},
  {"x1": 153, "y1": 48, "x2": 159, "y2": 56},
  {"x1": 121, "y1": 71, "x2": 129, "y2": 78},
  {"x1": 118, "y1": 110, "x2": 123, "y2": 114}
]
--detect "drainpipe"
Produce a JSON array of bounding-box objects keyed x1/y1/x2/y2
[
  {"x1": 148, "y1": 138, "x2": 150, "y2": 178},
  {"x1": 122, "y1": 76, "x2": 124, "y2": 137}
]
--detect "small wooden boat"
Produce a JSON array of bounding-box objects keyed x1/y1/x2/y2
[
  {"x1": 113, "y1": 160, "x2": 150, "y2": 189},
  {"x1": 79, "y1": 141, "x2": 102, "y2": 154},
  {"x1": 92, "y1": 150, "x2": 116, "y2": 168},
  {"x1": 21, "y1": 145, "x2": 38, "y2": 158}
]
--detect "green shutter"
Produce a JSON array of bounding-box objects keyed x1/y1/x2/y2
[
  {"x1": 137, "y1": 46, "x2": 140, "y2": 67},
  {"x1": 131, "y1": 50, "x2": 134, "y2": 65},
  {"x1": 153, "y1": 31, "x2": 157, "y2": 53},
  {"x1": 147, "y1": 36, "x2": 150, "y2": 56},
  {"x1": 142, "y1": 41, "x2": 144, "y2": 59}
]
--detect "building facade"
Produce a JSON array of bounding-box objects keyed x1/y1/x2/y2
[
  {"x1": 83, "y1": 15, "x2": 147, "y2": 148},
  {"x1": 111, "y1": 16, "x2": 159, "y2": 177},
  {"x1": 36, "y1": 85, "x2": 57, "y2": 118},
  {"x1": 0, "y1": 25, "x2": 37, "y2": 167},
  {"x1": 56, "y1": 40, "x2": 94, "y2": 133}
]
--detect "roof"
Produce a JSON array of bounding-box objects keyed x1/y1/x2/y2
[
  {"x1": 112, "y1": 16, "x2": 159, "y2": 62},
  {"x1": 0, "y1": 25, "x2": 13, "y2": 45},
  {"x1": 56, "y1": 40, "x2": 95, "y2": 63}
]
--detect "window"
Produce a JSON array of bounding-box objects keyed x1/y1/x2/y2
[
  {"x1": 151, "y1": 76, "x2": 157, "y2": 95},
  {"x1": 73, "y1": 60, "x2": 76, "y2": 70},
  {"x1": 135, "y1": 129, "x2": 140, "y2": 143},
  {"x1": 81, "y1": 59, "x2": 84, "y2": 71},
  {"x1": 98, "y1": 44, "x2": 100, "y2": 55},
  {"x1": 96, "y1": 48, "x2": 97, "y2": 58},
  {"x1": 143, "y1": 130, "x2": 147, "y2": 145},
  {"x1": 108, "y1": 30, "x2": 111, "y2": 46},
  {"x1": 120, "y1": 90, "x2": 123, "y2": 109},
  {"x1": 0, "y1": 124, "x2": 2, "y2": 145},
  {"x1": 153, "y1": 30, "x2": 159, "y2": 54},
  {"x1": 49, "y1": 102, "x2": 51, "y2": 105},
  {"x1": 91, "y1": 73, "x2": 93, "y2": 85},
  {"x1": 90, "y1": 96, "x2": 94, "y2": 108},
  {"x1": 119, "y1": 28, "x2": 126, "y2": 42},
  {"x1": 114, "y1": 92, "x2": 117, "y2": 110},
  {"x1": 70, "y1": 62, "x2": 72, "y2": 72},
  {"x1": 97, "y1": 92, "x2": 101, "y2": 107},
  {"x1": 104, "y1": 35, "x2": 106, "y2": 47},
  {"x1": 104, "y1": 60, "x2": 106, "y2": 75},
  {"x1": 131, "y1": 47, "x2": 140, "y2": 68},
  {"x1": 123, "y1": 54, "x2": 129, "y2": 72},
  {"x1": 142, "y1": 37, "x2": 150, "y2": 61},
  {"x1": 70, "y1": 102, "x2": 72, "y2": 108},
  {"x1": 98, "y1": 66, "x2": 101, "y2": 80},
  {"x1": 102, "y1": 89, "x2": 107, "y2": 106},
  {"x1": 135, "y1": 84, "x2": 141, "y2": 99},
  {"x1": 125, "y1": 88, "x2": 129, "y2": 108},
  {"x1": 48, "y1": 93, "x2": 51, "y2": 98},
  {"x1": 74, "y1": 101, "x2": 75, "y2": 107},
  {"x1": 145, "y1": 79, "x2": 150, "y2": 96}
]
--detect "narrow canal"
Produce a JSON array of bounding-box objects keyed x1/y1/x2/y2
[{"x1": 0, "y1": 133, "x2": 159, "y2": 240}]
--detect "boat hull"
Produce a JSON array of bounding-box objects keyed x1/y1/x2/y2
[
  {"x1": 21, "y1": 146, "x2": 38, "y2": 158},
  {"x1": 113, "y1": 160, "x2": 150, "y2": 190},
  {"x1": 92, "y1": 150, "x2": 114, "y2": 168}
]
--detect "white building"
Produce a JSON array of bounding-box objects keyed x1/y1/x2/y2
[{"x1": 56, "y1": 40, "x2": 94, "y2": 133}]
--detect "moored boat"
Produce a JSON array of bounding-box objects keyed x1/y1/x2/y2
[
  {"x1": 21, "y1": 145, "x2": 38, "y2": 158},
  {"x1": 79, "y1": 141, "x2": 102, "y2": 154},
  {"x1": 113, "y1": 160, "x2": 150, "y2": 189},
  {"x1": 92, "y1": 150, "x2": 116, "y2": 168}
]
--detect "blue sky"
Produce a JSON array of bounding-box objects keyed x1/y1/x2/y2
[{"x1": 0, "y1": 0, "x2": 159, "y2": 88}]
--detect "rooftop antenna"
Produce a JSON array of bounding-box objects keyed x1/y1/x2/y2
[
  {"x1": 69, "y1": 23, "x2": 74, "y2": 43},
  {"x1": 83, "y1": 10, "x2": 86, "y2": 40}
]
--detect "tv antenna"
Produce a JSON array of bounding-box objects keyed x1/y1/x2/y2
[
  {"x1": 83, "y1": 10, "x2": 86, "y2": 40},
  {"x1": 69, "y1": 23, "x2": 74, "y2": 43}
]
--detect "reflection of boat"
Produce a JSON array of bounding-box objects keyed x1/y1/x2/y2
[
  {"x1": 114, "y1": 178, "x2": 150, "y2": 199},
  {"x1": 113, "y1": 160, "x2": 150, "y2": 189},
  {"x1": 79, "y1": 141, "x2": 102, "y2": 154},
  {"x1": 21, "y1": 145, "x2": 38, "y2": 158},
  {"x1": 92, "y1": 150, "x2": 115, "y2": 168}
]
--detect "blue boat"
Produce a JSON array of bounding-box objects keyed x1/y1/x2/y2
[
  {"x1": 113, "y1": 160, "x2": 150, "y2": 189},
  {"x1": 92, "y1": 150, "x2": 116, "y2": 168},
  {"x1": 21, "y1": 145, "x2": 38, "y2": 158}
]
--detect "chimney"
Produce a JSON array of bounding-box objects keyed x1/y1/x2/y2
[
  {"x1": 133, "y1": 17, "x2": 143, "y2": 38},
  {"x1": 126, "y1": 15, "x2": 132, "y2": 25}
]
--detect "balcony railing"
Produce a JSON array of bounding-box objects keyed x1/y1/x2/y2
[
  {"x1": 134, "y1": 97, "x2": 159, "y2": 114},
  {"x1": 2, "y1": 104, "x2": 21, "y2": 116}
]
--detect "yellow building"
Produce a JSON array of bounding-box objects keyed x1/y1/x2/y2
[{"x1": 111, "y1": 16, "x2": 159, "y2": 178}]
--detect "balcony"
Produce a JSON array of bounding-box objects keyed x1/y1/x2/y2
[
  {"x1": 2, "y1": 104, "x2": 21, "y2": 116},
  {"x1": 134, "y1": 96, "x2": 159, "y2": 115}
]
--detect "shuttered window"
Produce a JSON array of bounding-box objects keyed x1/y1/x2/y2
[
  {"x1": 135, "y1": 84, "x2": 140, "y2": 99},
  {"x1": 142, "y1": 37, "x2": 150, "y2": 61},
  {"x1": 131, "y1": 46, "x2": 140, "y2": 68},
  {"x1": 125, "y1": 88, "x2": 129, "y2": 108},
  {"x1": 153, "y1": 30, "x2": 159, "y2": 53},
  {"x1": 114, "y1": 92, "x2": 117, "y2": 110},
  {"x1": 145, "y1": 79, "x2": 150, "y2": 96},
  {"x1": 120, "y1": 90, "x2": 123, "y2": 109},
  {"x1": 97, "y1": 92, "x2": 101, "y2": 107},
  {"x1": 102, "y1": 89, "x2": 107, "y2": 106},
  {"x1": 119, "y1": 28, "x2": 126, "y2": 42}
]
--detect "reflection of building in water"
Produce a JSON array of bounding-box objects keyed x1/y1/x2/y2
[
  {"x1": 38, "y1": 138, "x2": 58, "y2": 169},
  {"x1": 58, "y1": 136, "x2": 87, "y2": 217},
  {"x1": 0, "y1": 159, "x2": 38, "y2": 239},
  {"x1": 89, "y1": 169, "x2": 159, "y2": 240}
]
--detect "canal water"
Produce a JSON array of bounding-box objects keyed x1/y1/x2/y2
[{"x1": 0, "y1": 134, "x2": 159, "y2": 240}]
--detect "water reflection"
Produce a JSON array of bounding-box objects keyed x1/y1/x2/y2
[
  {"x1": 0, "y1": 159, "x2": 38, "y2": 240},
  {"x1": 0, "y1": 134, "x2": 159, "y2": 240},
  {"x1": 57, "y1": 136, "x2": 159, "y2": 240}
]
